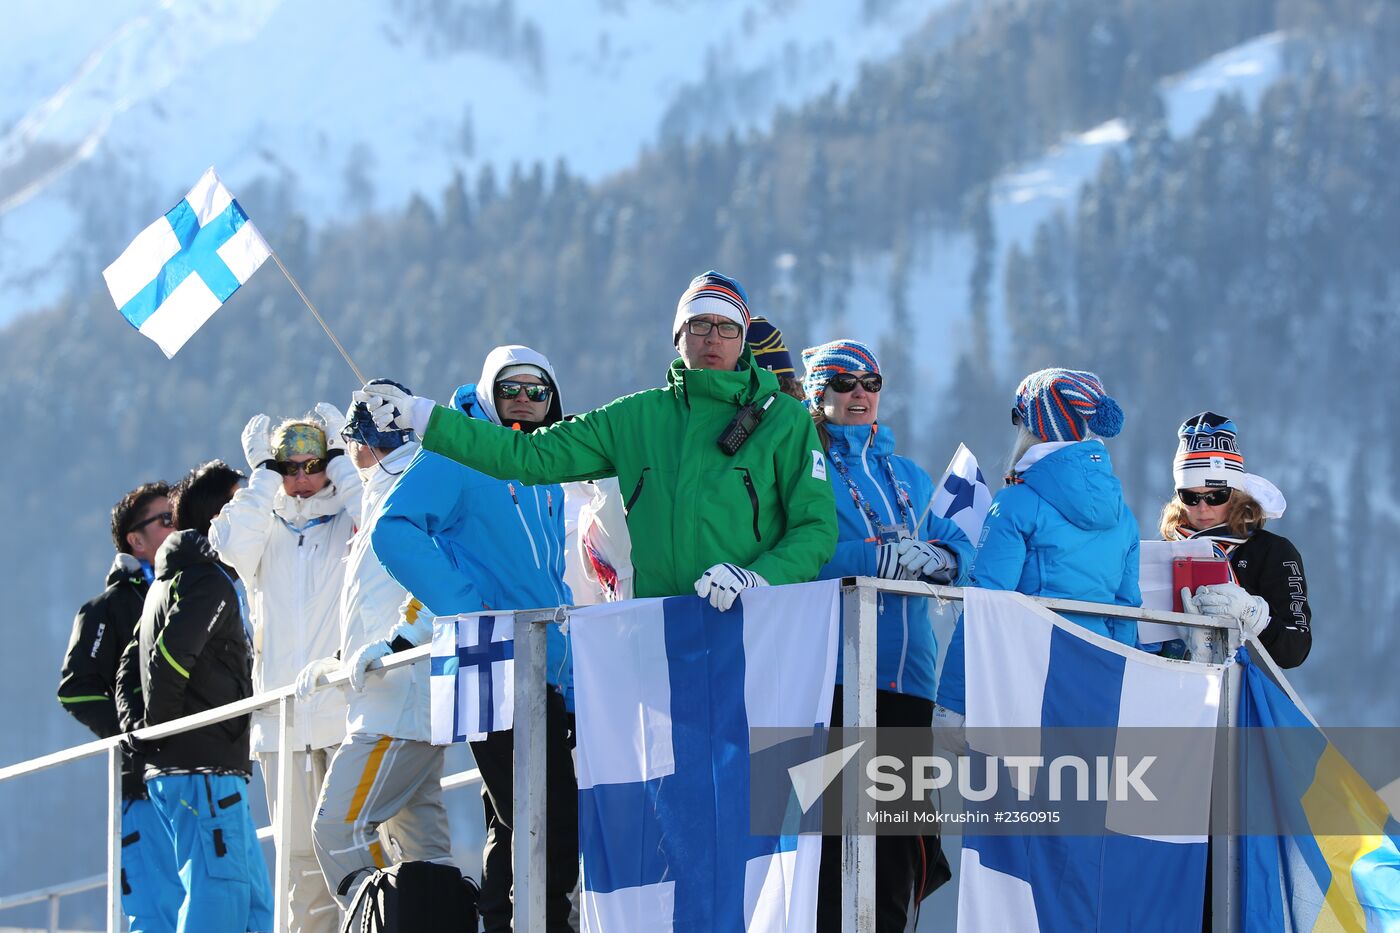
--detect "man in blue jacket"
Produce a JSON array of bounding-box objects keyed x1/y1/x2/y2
[{"x1": 363, "y1": 345, "x2": 575, "y2": 933}]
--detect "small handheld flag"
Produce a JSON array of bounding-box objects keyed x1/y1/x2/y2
[
  {"x1": 927, "y1": 442, "x2": 994, "y2": 544},
  {"x1": 103, "y1": 167, "x2": 269, "y2": 357}
]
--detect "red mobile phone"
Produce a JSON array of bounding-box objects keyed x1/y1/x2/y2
[{"x1": 1172, "y1": 558, "x2": 1232, "y2": 612}]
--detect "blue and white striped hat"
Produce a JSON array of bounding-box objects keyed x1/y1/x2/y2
[
  {"x1": 1013, "y1": 368, "x2": 1123, "y2": 442},
  {"x1": 673, "y1": 271, "x2": 752, "y2": 342},
  {"x1": 800, "y1": 339, "x2": 881, "y2": 408}
]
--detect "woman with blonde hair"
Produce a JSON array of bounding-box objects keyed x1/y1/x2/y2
[{"x1": 1165, "y1": 412, "x2": 1311, "y2": 668}]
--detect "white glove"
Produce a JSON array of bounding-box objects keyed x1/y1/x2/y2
[
  {"x1": 932, "y1": 705, "x2": 968, "y2": 756},
  {"x1": 387, "y1": 596, "x2": 433, "y2": 648},
  {"x1": 314, "y1": 402, "x2": 348, "y2": 453},
  {"x1": 347, "y1": 640, "x2": 393, "y2": 693},
  {"x1": 294, "y1": 656, "x2": 340, "y2": 701},
  {"x1": 896, "y1": 538, "x2": 957, "y2": 581},
  {"x1": 1189, "y1": 583, "x2": 1270, "y2": 637},
  {"x1": 241, "y1": 414, "x2": 273, "y2": 470},
  {"x1": 353, "y1": 382, "x2": 435, "y2": 435},
  {"x1": 694, "y1": 563, "x2": 768, "y2": 612},
  {"x1": 874, "y1": 542, "x2": 904, "y2": 580}
]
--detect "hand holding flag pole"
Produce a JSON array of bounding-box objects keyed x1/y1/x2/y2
[{"x1": 103, "y1": 166, "x2": 365, "y2": 383}]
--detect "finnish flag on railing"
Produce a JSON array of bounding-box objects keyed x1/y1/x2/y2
[
  {"x1": 930, "y1": 443, "x2": 993, "y2": 544},
  {"x1": 957, "y1": 588, "x2": 1223, "y2": 932},
  {"x1": 103, "y1": 167, "x2": 270, "y2": 357},
  {"x1": 429, "y1": 613, "x2": 514, "y2": 744},
  {"x1": 572, "y1": 581, "x2": 840, "y2": 932}
]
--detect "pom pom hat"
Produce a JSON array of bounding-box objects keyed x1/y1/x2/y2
[
  {"x1": 800, "y1": 340, "x2": 881, "y2": 408},
  {"x1": 1013, "y1": 368, "x2": 1124, "y2": 442},
  {"x1": 673, "y1": 270, "x2": 751, "y2": 342}
]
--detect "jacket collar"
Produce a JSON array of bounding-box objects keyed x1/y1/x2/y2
[
  {"x1": 273, "y1": 479, "x2": 342, "y2": 523},
  {"x1": 824, "y1": 421, "x2": 896, "y2": 460},
  {"x1": 666, "y1": 345, "x2": 776, "y2": 407}
]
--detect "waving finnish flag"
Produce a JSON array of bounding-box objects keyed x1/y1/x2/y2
[
  {"x1": 103, "y1": 168, "x2": 269, "y2": 357},
  {"x1": 429, "y1": 613, "x2": 515, "y2": 744},
  {"x1": 958, "y1": 588, "x2": 1223, "y2": 932},
  {"x1": 930, "y1": 443, "x2": 993, "y2": 544},
  {"x1": 572, "y1": 581, "x2": 840, "y2": 932}
]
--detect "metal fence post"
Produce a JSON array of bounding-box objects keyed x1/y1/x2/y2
[
  {"x1": 107, "y1": 745, "x2": 122, "y2": 933},
  {"x1": 47, "y1": 892, "x2": 59, "y2": 933},
  {"x1": 513, "y1": 610, "x2": 549, "y2": 933},
  {"x1": 1211, "y1": 622, "x2": 1243, "y2": 932},
  {"x1": 274, "y1": 696, "x2": 295, "y2": 933},
  {"x1": 840, "y1": 581, "x2": 878, "y2": 933}
]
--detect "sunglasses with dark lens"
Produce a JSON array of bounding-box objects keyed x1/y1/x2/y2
[
  {"x1": 1177, "y1": 488, "x2": 1233, "y2": 507},
  {"x1": 496, "y1": 381, "x2": 553, "y2": 402},
  {"x1": 826, "y1": 373, "x2": 884, "y2": 394},
  {"x1": 128, "y1": 511, "x2": 173, "y2": 534},
  {"x1": 268, "y1": 458, "x2": 329, "y2": 477},
  {"x1": 685, "y1": 319, "x2": 743, "y2": 339}
]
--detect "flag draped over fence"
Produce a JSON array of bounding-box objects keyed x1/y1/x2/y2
[
  {"x1": 570, "y1": 581, "x2": 840, "y2": 933},
  {"x1": 957, "y1": 588, "x2": 1223, "y2": 932},
  {"x1": 930, "y1": 443, "x2": 993, "y2": 544},
  {"x1": 103, "y1": 167, "x2": 269, "y2": 357},
  {"x1": 1239, "y1": 653, "x2": 1400, "y2": 931},
  {"x1": 430, "y1": 613, "x2": 515, "y2": 744}
]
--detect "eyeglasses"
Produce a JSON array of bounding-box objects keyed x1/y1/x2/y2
[
  {"x1": 685, "y1": 320, "x2": 743, "y2": 339},
  {"x1": 826, "y1": 373, "x2": 883, "y2": 394},
  {"x1": 496, "y1": 381, "x2": 553, "y2": 402},
  {"x1": 127, "y1": 511, "x2": 173, "y2": 535},
  {"x1": 1177, "y1": 488, "x2": 1232, "y2": 507},
  {"x1": 268, "y1": 458, "x2": 328, "y2": 477}
]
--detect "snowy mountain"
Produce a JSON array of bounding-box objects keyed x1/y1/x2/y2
[{"x1": 0, "y1": 0, "x2": 943, "y2": 324}]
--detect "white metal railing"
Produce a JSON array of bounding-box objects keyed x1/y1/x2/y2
[{"x1": 2, "y1": 581, "x2": 1243, "y2": 933}]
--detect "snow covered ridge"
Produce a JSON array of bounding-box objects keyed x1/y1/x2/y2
[{"x1": 0, "y1": 0, "x2": 936, "y2": 325}]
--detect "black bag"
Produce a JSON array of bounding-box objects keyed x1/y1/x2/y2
[{"x1": 341, "y1": 861, "x2": 480, "y2": 933}]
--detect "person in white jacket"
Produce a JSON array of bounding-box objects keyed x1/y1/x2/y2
[
  {"x1": 209, "y1": 404, "x2": 361, "y2": 933},
  {"x1": 297, "y1": 381, "x2": 459, "y2": 904}
]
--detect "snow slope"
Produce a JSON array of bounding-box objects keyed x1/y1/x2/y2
[{"x1": 0, "y1": 0, "x2": 940, "y2": 324}]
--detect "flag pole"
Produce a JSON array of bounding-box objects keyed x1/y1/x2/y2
[{"x1": 267, "y1": 249, "x2": 367, "y2": 384}]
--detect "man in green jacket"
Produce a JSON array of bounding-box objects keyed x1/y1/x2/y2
[{"x1": 358, "y1": 271, "x2": 836, "y2": 608}]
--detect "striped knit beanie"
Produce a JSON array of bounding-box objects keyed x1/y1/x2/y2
[
  {"x1": 673, "y1": 270, "x2": 752, "y2": 342},
  {"x1": 1013, "y1": 368, "x2": 1124, "y2": 442},
  {"x1": 746, "y1": 316, "x2": 794, "y2": 377},
  {"x1": 801, "y1": 339, "x2": 881, "y2": 408},
  {"x1": 1173, "y1": 412, "x2": 1244, "y2": 490}
]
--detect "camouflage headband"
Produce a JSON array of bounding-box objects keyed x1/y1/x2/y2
[{"x1": 272, "y1": 422, "x2": 327, "y2": 460}]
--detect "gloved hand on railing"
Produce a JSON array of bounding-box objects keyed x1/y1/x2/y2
[
  {"x1": 694, "y1": 563, "x2": 768, "y2": 612},
  {"x1": 347, "y1": 641, "x2": 392, "y2": 693},
  {"x1": 896, "y1": 538, "x2": 958, "y2": 583},
  {"x1": 1182, "y1": 583, "x2": 1270, "y2": 637},
  {"x1": 119, "y1": 731, "x2": 162, "y2": 758},
  {"x1": 875, "y1": 542, "x2": 905, "y2": 580},
  {"x1": 294, "y1": 656, "x2": 340, "y2": 701}
]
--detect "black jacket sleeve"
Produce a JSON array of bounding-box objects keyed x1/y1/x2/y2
[
  {"x1": 1253, "y1": 535, "x2": 1312, "y2": 669},
  {"x1": 115, "y1": 628, "x2": 145, "y2": 732},
  {"x1": 143, "y1": 566, "x2": 232, "y2": 726},
  {"x1": 56, "y1": 593, "x2": 122, "y2": 738}
]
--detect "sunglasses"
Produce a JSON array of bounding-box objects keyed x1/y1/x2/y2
[
  {"x1": 1177, "y1": 488, "x2": 1232, "y2": 507},
  {"x1": 268, "y1": 458, "x2": 329, "y2": 477},
  {"x1": 496, "y1": 381, "x2": 552, "y2": 402},
  {"x1": 127, "y1": 511, "x2": 173, "y2": 534},
  {"x1": 826, "y1": 373, "x2": 883, "y2": 394}
]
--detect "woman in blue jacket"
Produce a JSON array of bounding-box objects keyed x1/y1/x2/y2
[
  {"x1": 803, "y1": 340, "x2": 974, "y2": 933},
  {"x1": 936, "y1": 367, "x2": 1141, "y2": 725}
]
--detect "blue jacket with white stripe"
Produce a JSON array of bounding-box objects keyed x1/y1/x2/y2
[
  {"x1": 815, "y1": 422, "x2": 974, "y2": 702},
  {"x1": 372, "y1": 383, "x2": 573, "y2": 703}
]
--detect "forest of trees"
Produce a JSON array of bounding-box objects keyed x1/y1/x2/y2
[{"x1": 0, "y1": 0, "x2": 1395, "y2": 918}]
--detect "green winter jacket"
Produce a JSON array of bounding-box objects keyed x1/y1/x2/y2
[{"x1": 421, "y1": 349, "x2": 837, "y2": 599}]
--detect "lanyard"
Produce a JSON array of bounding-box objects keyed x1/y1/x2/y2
[
  {"x1": 275, "y1": 514, "x2": 334, "y2": 536},
  {"x1": 826, "y1": 446, "x2": 915, "y2": 534}
]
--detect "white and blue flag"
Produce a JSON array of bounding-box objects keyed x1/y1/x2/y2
[
  {"x1": 571, "y1": 581, "x2": 840, "y2": 933},
  {"x1": 930, "y1": 443, "x2": 993, "y2": 544},
  {"x1": 103, "y1": 167, "x2": 269, "y2": 357},
  {"x1": 430, "y1": 613, "x2": 515, "y2": 744},
  {"x1": 957, "y1": 588, "x2": 1223, "y2": 931}
]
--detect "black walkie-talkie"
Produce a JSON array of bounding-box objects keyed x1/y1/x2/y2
[{"x1": 717, "y1": 395, "x2": 777, "y2": 456}]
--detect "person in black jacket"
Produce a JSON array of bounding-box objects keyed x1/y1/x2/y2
[
  {"x1": 134, "y1": 461, "x2": 274, "y2": 933},
  {"x1": 58, "y1": 482, "x2": 184, "y2": 932},
  {"x1": 1160, "y1": 412, "x2": 1311, "y2": 668}
]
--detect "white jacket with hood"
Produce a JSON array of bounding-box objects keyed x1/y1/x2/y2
[
  {"x1": 210, "y1": 451, "x2": 361, "y2": 753},
  {"x1": 337, "y1": 440, "x2": 429, "y2": 740}
]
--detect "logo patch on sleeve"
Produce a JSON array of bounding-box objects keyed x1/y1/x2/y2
[{"x1": 812, "y1": 450, "x2": 827, "y2": 481}]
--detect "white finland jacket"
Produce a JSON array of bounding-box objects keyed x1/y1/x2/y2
[
  {"x1": 210, "y1": 455, "x2": 361, "y2": 752},
  {"x1": 338, "y1": 442, "x2": 431, "y2": 741}
]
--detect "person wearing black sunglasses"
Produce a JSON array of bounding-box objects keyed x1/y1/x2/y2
[
  {"x1": 1161, "y1": 412, "x2": 1310, "y2": 669},
  {"x1": 209, "y1": 406, "x2": 364, "y2": 933},
  {"x1": 57, "y1": 481, "x2": 185, "y2": 932}
]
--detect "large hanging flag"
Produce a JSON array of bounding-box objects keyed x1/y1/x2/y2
[
  {"x1": 956, "y1": 588, "x2": 1224, "y2": 931},
  {"x1": 429, "y1": 613, "x2": 515, "y2": 744},
  {"x1": 1238, "y1": 653, "x2": 1400, "y2": 931},
  {"x1": 103, "y1": 167, "x2": 269, "y2": 357},
  {"x1": 571, "y1": 581, "x2": 840, "y2": 932},
  {"x1": 929, "y1": 443, "x2": 993, "y2": 544}
]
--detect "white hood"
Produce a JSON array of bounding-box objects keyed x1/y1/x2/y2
[{"x1": 473, "y1": 344, "x2": 563, "y2": 427}]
